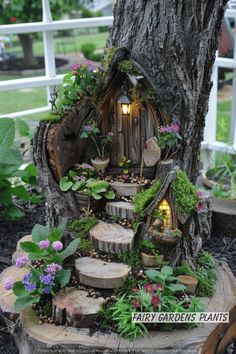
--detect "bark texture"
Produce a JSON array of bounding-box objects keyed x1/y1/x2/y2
[{"x1": 108, "y1": 0, "x2": 228, "y2": 182}]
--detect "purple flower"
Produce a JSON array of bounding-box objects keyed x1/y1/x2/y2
[
  {"x1": 4, "y1": 277, "x2": 14, "y2": 291},
  {"x1": 74, "y1": 175, "x2": 86, "y2": 181},
  {"x1": 23, "y1": 272, "x2": 32, "y2": 286},
  {"x1": 39, "y1": 239, "x2": 50, "y2": 250},
  {"x1": 88, "y1": 65, "x2": 96, "y2": 71},
  {"x1": 15, "y1": 255, "x2": 29, "y2": 268},
  {"x1": 40, "y1": 273, "x2": 55, "y2": 286},
  {"x1": 83, "y1": 125, "x2": 93, "y2": 132},
  {"x1": 43, "y1": 287, "x2": 50, "y2": 294},
  {"x1": 45, "y1": 263, "x2": 62, "y2": 275},
  {"x1": 25, "y1": 282, "x2": 37, "y2": 292},
  {"x1": 108, "y1": 131, "x2": 114, "y2": 137},
  {"x1": 52, "y1": 241, "x2": 63, "y2": 252}
]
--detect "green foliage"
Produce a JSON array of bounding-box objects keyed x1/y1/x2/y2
[
  {"x1": 12, "y1": 222, "x2": 80, "y2": 311},
  {"x1": 110, "y1": 295, "x2": 148, "y2": 339},
  {"x1": 145, "y1": 265, "x2": 187, "y2": 292},
  {"x1": 81, "y1": 43, "x2": 102, "y2": 62},
  {"x1": 174, "y1": 253, "x2": 218, "y2": 297},
  {"x1": 0, "y1": 118, "x2": 41, "y2": 219},
  {"x1": 118, "y1": 249, "x2": 142, "y2": 267},
  {"x1": 140, "y1": 89, "x2": 161, "y2": 106},
  {"x1": 133, "y1": 180, "x2": 161, "y2": 217},
  {"x1": 118, "y1": 60, "x2": 140, "y2": 75},
  {"x1": 172, "y1": 171, "x2": 199, "y2": 215},
  {"x1": 118, "y1": 155, "x2": 131, "y2": 174},
  {"x1": 104, "y1": 47, "x2": 117, "y2": 69},
  {"x1": 69, "y1": 217, "x2": 98, "y2": 251}
]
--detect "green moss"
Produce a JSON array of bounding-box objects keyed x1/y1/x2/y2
[
  {"x1": 104, "y1": 46, "x2": 117, "y2": 69},
  {"x1": 140, "y1": 89, "x2": 162, "y2": 106},
  {"x1": 118, "y1": 60, "x2": 140, "y2": 75},
  {"x1": 172, "y1": 171, "x2": 199, "y2": 215},
  {"x1": 174, "y1": 254, "x2": 218, "y2": 297},
  {"x1": 69, "y1": 217, "x2": 98, "y2": 238},
  {"x1": 69, "y1": 217, "x2": 98, "y2": 251},
  {"x1": 133, "y1": 180, "x2": 161, "y2": 217}
]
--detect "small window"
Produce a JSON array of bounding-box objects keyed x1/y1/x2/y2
[{"x1": 158, "y1": 198, "x2": 172, "y2": 229}]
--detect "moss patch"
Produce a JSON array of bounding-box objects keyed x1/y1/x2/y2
[
  {"x1": 133, "y1": 180, "x2": 161, "y2": 217},
  {"x1": 118, "y1": 60, "x2": 140, "y2": 75}
]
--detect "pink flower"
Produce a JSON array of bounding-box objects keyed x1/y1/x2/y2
[
  {"x1": 132, "y1": 287, "x2": 139, "y2": 293},
  {"x1": 52, "y1": 241, "x2": 63, "y2": 251},
  {"x1": 131, "y1": 299, "x2": 141, "y2": 308},
  {"x1": 39, "y1": 239, "x2": 50, "y2": 250},
  {"x1": 143, "y1": 284, "x2": 154, "y2": 293},
  {"x1": 108, "y1": 131, "x2": 114, "y2": 137},
  {"x1": 45, "y1": 263, "x2": 62, "y2": 275},
  {"x1": 155, "y1": 284, "x2": 164, "y2": 291},
  {"x1": 197, "y1": 202, "x2": 204, "y2": 210},
  {"x1": 197, "y1": 191, "x2": 203, "y2": 198},
  {"x1": 151, "y1": 295, "x2": 161, "y2": 308},
  {"x1": 15, "y1": 255, "x2": 29, "y2": 268},
  {"x1": 4, "y1": 277, "x2": 14, "y2": 291}
]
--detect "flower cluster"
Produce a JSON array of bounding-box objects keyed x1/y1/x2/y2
[
  {"x1": 158, "y1": 123, "x2": 182, "y2": 161},
  {"x1": 130, "y1": 283, "x2": 163, "y2": 311},
  {"x1": 80, "y1": 120, "x2": 114, "y2": 160},
  {"x1": 74, "y1": 163, "x2": 95, "y2": 179},
  {"x1": 23, "y1": 272, "x2": 36, "y2": 292},
  {"x1": 15, "y1": 255, "x2": 29, "y2": 268}
]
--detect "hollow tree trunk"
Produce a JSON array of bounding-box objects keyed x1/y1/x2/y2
[
  {"x1": 108, "y1": 0, "x2": 227, "y2": 182},
  {"x1": 18, "y1": 34, "x2": 34, "y2": 67}
]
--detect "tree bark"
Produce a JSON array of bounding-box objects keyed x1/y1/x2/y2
[
  {"x1": 18, "y1": 34, "x2": 34, "y2": 67},
  {"x1": 108, "y1": 0, "x2": 228, "y2": 182}
]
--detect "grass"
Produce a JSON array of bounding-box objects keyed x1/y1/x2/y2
[
  {"x1": 216, "y1": 100, "x2": 232, "y2": 143},
  {"x1": 7, "y1": 31, "x2": 108, "y2": 58}
]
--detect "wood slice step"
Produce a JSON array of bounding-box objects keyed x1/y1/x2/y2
[
  {"x1": 106, "y1": 201, "x2": 134, "y2": 219},
  {"x1": 16, "y1": 234, "x2": 32, "y2": 251},
  {"x1": 0, "y1": 265, "x2": 28, "y2": 316},
  {"x1": 89, "y1": 221, "x2": 134, "y2": 253},
  {"x1": 75, "y1": 257, "x2": 131, "y2": 289},
  {"x1": 53, "y1": 288, "x2": 104, "y2": 328}
]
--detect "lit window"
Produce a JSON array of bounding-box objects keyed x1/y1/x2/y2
[{"x1": 158, "y1": 199, "x2": 172, "y2": 229}]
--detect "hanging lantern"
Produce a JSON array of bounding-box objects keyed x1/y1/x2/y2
[{"x1": 117, "y1": 94, "x2": 132, "y2": 115}]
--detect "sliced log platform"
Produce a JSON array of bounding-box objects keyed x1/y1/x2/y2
[
  {"x1": 52, "y1": 288, "x2": 104, "y2": 328},
  {"x1": 106, "y1": 201, "x2": 134, "y2": 219},
  {"x1": 89, "y1": 220, "x2": 135, "y2": 253},
  {"x1": 75, "y1": 257, "x2": 131, "y2": 289},
  {"x1": 0, "y1": 266, "x2": 28, "y2": 317},
  {"x1": 0, "y1": 262, "x2": 235, "y2": 354},
  {"x1": 16, "y1": 234, "x2": 32, "y2": 251}
]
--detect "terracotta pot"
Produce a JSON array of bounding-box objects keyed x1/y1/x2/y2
[
  {"x1": 109, "y1": 181, "x2": 144, "y2": 196},
  {"x1": 91, "y1": 158, "x2": 110, "y2": 171},
  {"x1": 177, "y1": 275, "x2": 198, "y2": 295},
  {"x1": 141, "y1": 252, "x2": 164, "y2": 267},
  {"x1": 150, "y1": 229, "x2": 180, "y2": 247}
]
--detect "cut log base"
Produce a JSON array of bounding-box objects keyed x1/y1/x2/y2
[{"x1": 1, "y1": 263, "x2": 236, "y2": 354}]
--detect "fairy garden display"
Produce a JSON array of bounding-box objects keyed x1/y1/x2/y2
[{"x1": 0, "y1": 53, "x2": 235, "y2": 354}]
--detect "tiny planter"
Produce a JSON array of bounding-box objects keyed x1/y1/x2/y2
[
  {"x1": 74, "y1": 192, "x2": 99, "y2": 211},
  {"x1": 109, "y1": 181, "x2": 145, "y2": 196},
  {"x1": 91, "y1": 157, "x2": 110, "y2": 172},
  {"x1": 150, "y1": 229, "x2": 181, "y2": 247},
  {"x1": 177, "y1": 275, "x2": 198, "y2": 295},
  {"x1": 141, "y1": 252, "x2": 164, "y2": 267}
]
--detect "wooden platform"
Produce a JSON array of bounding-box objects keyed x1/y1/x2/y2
[{"x1": 0, "y1": 262, "x2": 236, "y2": 353}]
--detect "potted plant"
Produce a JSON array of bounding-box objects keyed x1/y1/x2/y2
[
  {"x1": 140, "y1": 240, "x2": 164, "y2": 267},
  {"x1": 177, "y1": 275, "x2": 198, "y2": 295},
  {"x1": 157, "y1": 123, "x2": 182, "y2": 179},
  {"x1": 150, "y1": 227, "x2": 182, "y2": 247},
  {"x1": 80, "y1": 120, "x2": 113, "y2": 171},
  {"x1": 109, "y1": 156, "x2": 145, "y2": 196}
]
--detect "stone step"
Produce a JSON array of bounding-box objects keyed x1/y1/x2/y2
[
  {"x1": 106, "y1": 201, "x2": 134, "y2": 219},
  {"x1": 75, "y1": 257, "x2": 131, "y2": 289},
  {"x1": 89, "y1": 220, "x2": 134, "y2": 253},
  {"x1": 53, "y1": 288, "x2": 104, "y2": 328},
  {"x1": 16, "y1": 234, "x2": 32, "y2": 251}
]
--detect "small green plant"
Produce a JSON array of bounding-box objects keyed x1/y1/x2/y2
[
  {"x1": 133, "y1": 180, "x2": 161, "y2": 217},
  {"x1": 104, "y1": 46, "x2": 117, "y2": 69},
  {"x1": 118, "y1": 249, "x2": 142, "y2": 267},
  {"x1": 118, "y1": 60, "x2": 140, "y2": 75},
  {"x1": 81, "y1": 43, "x2": 102, "y2": 62},
  {"x1": 140, "y1": 239, "x2": 161, "y2": 261},
  {"x1": 158, "y1": 123, "x2": 182, "y2": 161},
  {"x1": 140, "y1": 89, "x2": 162, "y2": 106},
  {"x1": 69, "y1": 217, "x2": 98, "y2": 239},
  {"x1": 172, "y1": 171, "x2": 200, "y2": 215},
  {"x1": 145, "y1": 265, "x2": 187, "y2": 292},
  {"x1": 4, "y1": 222, "x2": 80, "y2": 311},
  {"x1": 197, "y1": 251, "x2": 215, "y2": 268},
  {"x1": 118, "y1": 155, "x2": 131, "y2": 175}
]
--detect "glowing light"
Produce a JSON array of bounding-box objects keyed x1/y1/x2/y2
[{"x1": 158, "y1": 199, "x2": 172, "y2": 228}]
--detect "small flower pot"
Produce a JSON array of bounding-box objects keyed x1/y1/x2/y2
[
  {"x1": 141, "y1": 252, "x2": 164, "y2": 267},
  {"x1": 109, "y1": 181, "x2": 145, "y2": 196},
  {"x1": 150, "y1": 229, "x2": 180, "y2": 247},
  {"x1": 177, "y1": 275, "x2": 198, "y2": 295},
  {"x1": 156, "y1": 159, "x2": 174, "y2": 182},
  {"x1": 91, "y1": 157, "x2": 110, "y2": 171},
  {"x1": 74, "y1": 192, "x2": 98, "y2": 211}
]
